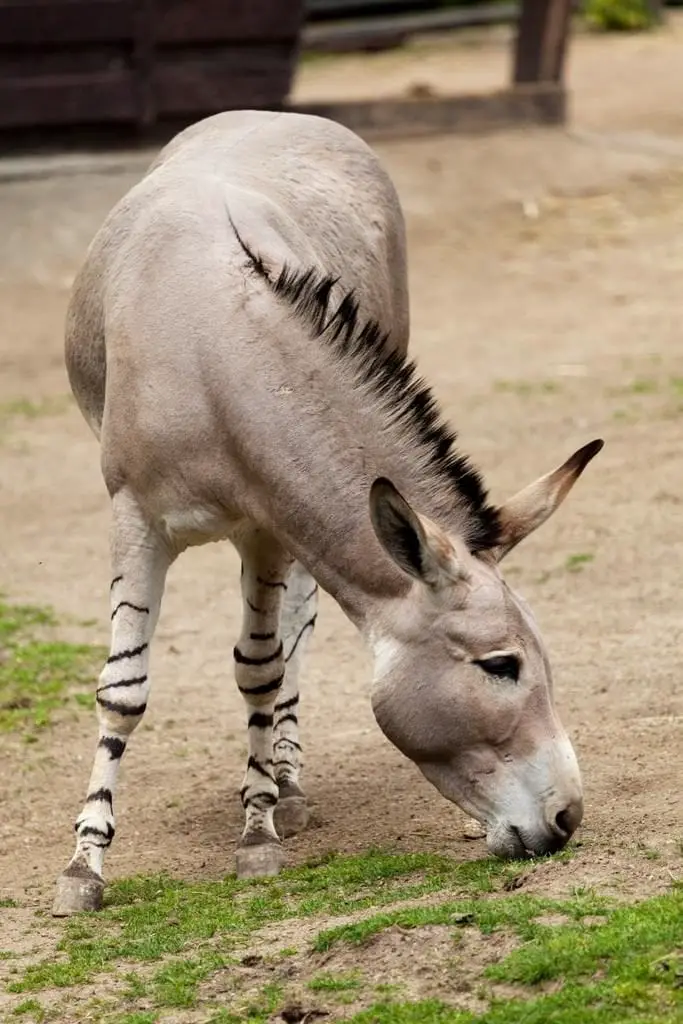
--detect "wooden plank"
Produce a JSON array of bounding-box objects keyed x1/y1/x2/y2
[
  {"x1": 513, "y1": 0, "x2": 573, "y2": 84},
  {"x1": 154, "y1": 49, "x2": 295, "y2": 115},
  {"x1": 156, "y1": 0, "x2": 305, "y2": 44},
  {"x1": 306, "y1": 0, "x2": 424, "y2": 14},
  {"x1": 133, "y1": 0, "x2": 156, "y2": 126},
  {"x1": 0, "y1": 0, "x2": 135, "y2": 44},
  {"x1": 303, "y1": 5, "x2": 518, "y2": 52},
  {"x1": 0, "y1": 0, "x2": 304, "y2": 47},
  {"x1": 292, "y1": 84, "x2": 566, "y2": 139},
  {"x1": 0, "y1": 71, "x2": 137, "y2": 127},
  {"x1": 0, "y1": 46, "x2": 130, "y2": 76}
]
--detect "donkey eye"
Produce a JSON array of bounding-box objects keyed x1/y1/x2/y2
[{"x1": 474, "y1": 655, "x2": 520, "y2": 682}]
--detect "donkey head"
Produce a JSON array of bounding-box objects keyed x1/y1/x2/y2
[{"x1": 367, "y1": 440, "x2": 603, "y2": 859}]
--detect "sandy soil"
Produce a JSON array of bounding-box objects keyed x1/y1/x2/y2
[{"x1": 1, "y1": 18, "x2": 682, "y2": 947}]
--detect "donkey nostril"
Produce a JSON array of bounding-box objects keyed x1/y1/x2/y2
[
  {"x1": 554, "y1": 809, "x2": 571, "y2": 837},
  {"x1": 553, "y1": 798, "x2": 583, "y2": 839}
]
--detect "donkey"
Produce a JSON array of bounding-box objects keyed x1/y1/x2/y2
[{"x1": 54, "y1": 110, "x2": 602, "y2": 915}]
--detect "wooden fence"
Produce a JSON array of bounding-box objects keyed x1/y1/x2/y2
[
  {"x1": 0, "y1": 0, "x2": 574, "y2": 145},
  {"x1": 0, "y1": 0, "x2": 304, "y2": 132}
]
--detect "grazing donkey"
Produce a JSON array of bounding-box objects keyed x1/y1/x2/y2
[{"x1": 54, "y1": 110, "x2": 602, "y2": 915}]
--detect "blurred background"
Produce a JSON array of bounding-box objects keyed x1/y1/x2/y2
[{"x1": 0, "y1": 0, "x2": 679, "y2": 146}]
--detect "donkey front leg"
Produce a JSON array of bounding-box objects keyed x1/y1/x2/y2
[
  {"x1": 52, "y1": 492, "x2": 172, "y2": 916},
  {"x1": 234, "y1": 532, "x2": 293, "y2": 878},
  {"x1": 273, "y1": 562, "x2": 318, "y2": 838}
]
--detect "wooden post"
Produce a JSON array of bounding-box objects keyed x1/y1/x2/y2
[
  {"x1": 134, "y1": 0, "x2": 156, "y2": 128},
  {"x1": 512, "y1": 0, "x2": 573, "y2": 85}
]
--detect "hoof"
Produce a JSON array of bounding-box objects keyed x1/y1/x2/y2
[
  {"x1": 462, "y1": 816, "x2": 487, "y2": 841},
  {"x1": 236, "y1": 840, "x2": 285, "y2": 879},
  {"x1": 275, "y1": 792, "x2": 310, "y2": 839},
  {"x1": 52, "y1": 865, "x2": 104, "y2": 916}
]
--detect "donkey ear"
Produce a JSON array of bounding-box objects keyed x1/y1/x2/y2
[
  {"x1": 369, "y1": 478, "x2": 467, "y2": 588},
  {"x1": 491, "y1": 439, "x2": 604, "y2": 562}
]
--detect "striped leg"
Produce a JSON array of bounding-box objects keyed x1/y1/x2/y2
[
  {"x1": 53, "y1": 491, "x2": 171, "y2": 916},
  {"x1": 234, "y1": 531, "x2": 292, "y2": 878},
  {"x1": 273, "y1": 562, "x2": 318, "y2": 838}
]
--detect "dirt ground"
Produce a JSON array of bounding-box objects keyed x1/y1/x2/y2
[{"x1": 1, "y1": 17, "x2": 682, "y2": 935}]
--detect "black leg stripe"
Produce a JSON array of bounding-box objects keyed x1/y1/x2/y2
[
  {"x1": 110, "y1": 575, "x2": 123, "y2": 590},
  {"x1": 256, "y1": 577, "x2": 288, "y2": 590},
  {"x1": 238, "y1": 673, "x2": 284, "y2": 697},
  {"x1": 247, "y1": 599, "x2": 265, "y2": 614},
  {"x1": 96, "y1": 696, "x2": 147, "y2": 717},
  {"x1": 248, "y1": 712, "x2": 274, "y2": 729},
  {"x1": 277, "y1": 712, "x2": 298, "y2": 728},
  {"x1": 247, "y1": 756, "x2": 276, "y2": 784},
  {"x1": 240, "y1": 788, "x2": 279, "y2": 809},
  {"x1": 107, "y1": 643, "x2": 148, "y2": 664},
  {"x1": 274, "y1": 694, "x2": 299, "y2": 713},
  {"x1": 274, "y1": 737, "x2": 302, "y2": 751},
  {"x1": 98, "y1": 674, "x2": 147, "y2": 694},
  {"x1": 234, "y1": 642, "x2": 283, "y2": 667},
  {"x1": 99, "y1": 736, "x2": 126, "y2": 759},
  {"x1": 285, "y1": 617, "x2": 317, "y2": 663},
  {"x1": 111, "y1": 601, "x2": 150, "y2": 620},
  {"x1": 251, "y1": 792, "x2": 278, "y2": 808},
  {"x1": 250, "y1": 631, "x2": 275, "y2": 641},
  {"x1": 86, "y1": 787, "x2": 113, "y2": 805},
  {"x1": 78, "y1": 823, "x2": 115, "y2": 842}
]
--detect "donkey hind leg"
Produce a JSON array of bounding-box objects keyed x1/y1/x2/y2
[
  {"x1": 52, "y1": 491, "x2": 172, "y2": 916},
  {"x1": 233, "y1": 531, "x2": 295, "y2": 879},
  {"x1": 273, "y1": 562, "x2": 318, "y2": 838}
]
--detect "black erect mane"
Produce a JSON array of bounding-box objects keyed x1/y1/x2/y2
[{"x1": 231, "y1": 219, "x2": 501, "y2": 552}]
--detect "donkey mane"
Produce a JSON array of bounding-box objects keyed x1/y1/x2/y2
[{"x1": 231, "y1": 220, "x2": 501, "y2": 553}]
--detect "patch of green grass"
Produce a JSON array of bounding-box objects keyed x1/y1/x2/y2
[
  {"x1": 564, "y1": 552, "x2": 595, "y2": 573},
  {"x1": 489, "y1": 888, "x2": 683, "y2": 986},
  {"x1": 152, "y1": 951, "x2": 228, "y2": 1007},
  {"x1": 0, "y1": 396, "x2": 73, "y2": 447},
  {"x1": 348, "y1": 1003, "x2": 469, "y2": 1023},
  {"x1": 342, "y1": 886, "x2": 683, "y2": 1024},
  {"x1": 308, "y1": 970, "x2": 363, "y2": 993},
  {"x1": 313, "y1": 888, "x2": 608, "y2": 953},
  {"x1": 6, "y1": 850, "x2": 681, "y2": 1024},
  {"x1": 12, "y1": 999, "x2": 46, "y2": 1020},
  {"x1": 0, "y1": 395, "x2": 72, "y2": 422},
  {"x1": 627, "y1": 377, "x2": 659, "y2": 394},
  {"x1": 0, "y1": 598, "x2": 104, "y2": 734},
  {"x1": 612, "y1": 407, "x2": 639, "y2": 423},
  {"x1": 376, "y1": 982, "x2": 406, "y2": 998},
  {"x1": 206, "y1": 982, "x2": 283, "y2": 1024},
  {"x1": 8, "y1": 851, "x2": 526, "y2": 1003},
  {"x1": 113, "y1": 1014, "x2": 158, "y2": 1024},
  {"x1": 121, "y1": 972, "x2": 148, "y2": 1001},
  {"x1": 583, "y1": 0, "x2": 659, "y2": 31},
  {"x1": 0, "y1": 600, "x2": 55, "y2": 640},
  {"x1": 0, "y1": 897, "x2": 19, "y2": 908}
]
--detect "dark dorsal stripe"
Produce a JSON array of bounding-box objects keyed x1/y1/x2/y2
[{"x1": 229, "y1": 217, "x2": 501, "y2": 553}]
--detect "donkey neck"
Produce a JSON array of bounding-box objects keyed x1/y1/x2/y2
[{"x1": 226, "y1": 230, "x2": 499, "y2": 628}]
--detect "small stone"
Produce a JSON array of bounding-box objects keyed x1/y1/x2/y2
[{"x1": 462, "y1": 817, "x2": 486, "y2": 840}]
